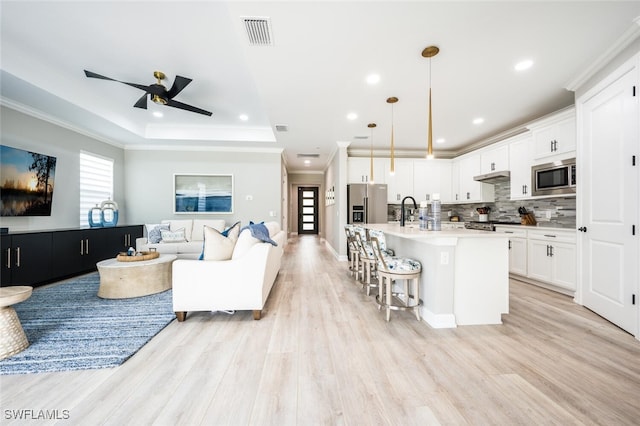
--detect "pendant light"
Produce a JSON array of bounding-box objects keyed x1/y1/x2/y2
[
  {"x1": 368, "y1": 123, "x2": 376, "y2": 184},
  {"x1": 387, "y1": 97, "x2": 398, "y2": 176},
  {"x1": 422, "y1": 45, "x2": 439, "y2": 160}
]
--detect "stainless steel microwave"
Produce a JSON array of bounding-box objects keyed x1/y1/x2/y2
[{"x1": 532, "y1": 159, "x2": 576, "y2": 196}]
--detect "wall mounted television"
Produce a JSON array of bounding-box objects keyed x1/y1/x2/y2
[{"x1": 1, "y1": 145, "x2": 57, "y2": 216}]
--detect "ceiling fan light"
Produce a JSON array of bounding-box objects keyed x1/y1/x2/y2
[{"x1": 151, "y1": 94, "x2": 168, "y2": 105}]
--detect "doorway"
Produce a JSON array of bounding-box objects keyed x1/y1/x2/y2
[{"x1": 297, "y1": 187, "x2": 319, "y2": 234}]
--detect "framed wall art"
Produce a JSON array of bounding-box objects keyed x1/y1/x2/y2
[{"x1": 173, "y1": 174, "x2": 233, "y2": 214}]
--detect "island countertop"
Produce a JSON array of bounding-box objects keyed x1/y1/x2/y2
[{"x1": 366, "y1": 223, "x2": 508, "y2": 239}]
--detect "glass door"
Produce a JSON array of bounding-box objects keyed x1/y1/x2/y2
[{"x1": 298, "y1": 187, "x2": 318, "y2": 234}]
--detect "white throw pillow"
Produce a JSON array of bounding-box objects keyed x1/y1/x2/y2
[
  {"x1": 202, "y1": 224, "x2": 240, "y2": 260},
  {"x1": 162, "y1": 220, "x2": 193, "y2": 242},
  {"x1": 160, "y1": 228, "x2": 186, "y2": 243}
]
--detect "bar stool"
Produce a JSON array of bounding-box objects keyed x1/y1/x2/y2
[
  {"x1": 370, "y1": 236, "x2": 422, "y2": 321},
  {"x1": 353, "y1": 229, "x2": 378, "y2": 295},
  {"x1": 344, "y1": 225, "x2": 360, "y2": 279}
]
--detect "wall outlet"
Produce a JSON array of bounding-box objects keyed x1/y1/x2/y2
[
  {"x1": 440, "y1": 252, "x2": 449, "y2": 265},
  {"x1": 245, "y1": 195, "x2": 253, "y2": 201},
  {"x1": 546, "y1": 211, "x2": 552, "y2": 219}
]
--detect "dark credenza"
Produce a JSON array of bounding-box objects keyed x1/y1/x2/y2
[{"x1": 1, "y1": 225, "x2": 142, "y2": 288}]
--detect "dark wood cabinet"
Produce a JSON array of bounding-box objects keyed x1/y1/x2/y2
[
  {"x1": 1, "y1": 232, "x2": 52, "y2": 287},
  {"x1": 1, "y1": 225, "x2": 143, "y2": 287}
]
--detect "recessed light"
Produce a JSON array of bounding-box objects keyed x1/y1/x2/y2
[
  {"x1": 153, "y1": 111, "x2": 163, "y2": 118},
  {"x1": 473, "y1": 118, "x2": 485, "y2": 125},
  {"x1": 304, "y1": 160, "x2": 311, "y2": 165},
  {"x1": 514, "y1": 59, "x2": 533, "y2": 71},
  {"x1": 347, "y1": 112, "x2": 358, "y2": 120},
  {"x1": 239, "y1": 114, "x2": 249, "y2": 121},
  {"x1": 366, "y1": 73, "x2": 380, "y2": 85},
  {"x1": 436, "y1": 138, "x2": 446, "y2": 144}
]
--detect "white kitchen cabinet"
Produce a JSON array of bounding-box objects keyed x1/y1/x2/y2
[
  {"x1": 530, "y1": 108, "x2": 576, "y2": 161},
  {"x1": 452, "y1": 153, "x2": 495, "y2": 203},
  {"x1": 413, "y1": 159, "x2": 452, "y2": 203},
  {"x1": 386, "y1": 158, "x2": 414, "y2": 203},
  {"x1": 527, "y1": 229, "x2": 576, "y2": 291},
  {"x1": 494, "y1": 226, "x2": 527, "y2": 276},
  {"x1": 480, "y1": 144, "x2": 509, "y2": 174},
  {"x1": 348, "y1": 157, "x2": 387, "y2": 184},
  {"x1": 508, "y1": 135, "x2": 534, "y2": 200}
]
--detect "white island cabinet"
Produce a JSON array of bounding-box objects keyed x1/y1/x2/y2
[{"x1": 363, "y1": 224, "x2": 509, "y2": 327}]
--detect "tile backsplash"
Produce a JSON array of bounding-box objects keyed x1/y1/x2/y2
[{"x1": 388, "y1": 181, "x2": 576, "y2": 228}]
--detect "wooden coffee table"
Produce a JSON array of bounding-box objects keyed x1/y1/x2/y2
[{"x1": 96, "y1": 254, "x2": 176, "y2": 299}]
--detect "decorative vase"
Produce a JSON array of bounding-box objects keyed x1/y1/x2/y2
[
  {"x1": 100, "y1": 200, "x2": 119, "y2": 227},
  {"x1": 88, "y1": 205, "x2": 103, "y2": 228}
]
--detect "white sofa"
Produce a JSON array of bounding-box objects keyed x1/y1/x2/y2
[
  {"x1": 172, "y1": 221, "x2": 286, "y2": 321},
  {"x1": 136, "y1": 219, "x2": 227, "y2": 259}
]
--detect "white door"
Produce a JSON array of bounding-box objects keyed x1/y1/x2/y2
[{"x1": 578, "y1": 62, "x2": 638, "y2": 335}]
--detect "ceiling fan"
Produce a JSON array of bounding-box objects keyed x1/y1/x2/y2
[{"x1": 84, "y1": 70, "x2": 212, "y2": 116}]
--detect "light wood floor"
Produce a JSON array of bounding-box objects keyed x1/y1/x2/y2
[{"x1": 1, "y1": 235, "x2": 639, "y2": 425}]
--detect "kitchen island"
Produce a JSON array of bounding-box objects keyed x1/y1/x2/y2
[{"x1": 364, "y1": 223, "x2": 509, "y2": 328}]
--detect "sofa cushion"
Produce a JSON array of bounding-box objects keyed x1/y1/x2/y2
[
  {"x1": 162, "y1": 220, "x2": 194, "y2": 242},
  {"x1": 161, "y1": 228, "x2": 187, "y2": 243},
  {"x1": 192, "y1": 219, "x2": 226, "y2": 242},
  {"x1": 148, "y1": 224, "x2": 169, "y2": 244},
  {"x1": 200, "y1": 222, "x2": 241, "y2": 261}
]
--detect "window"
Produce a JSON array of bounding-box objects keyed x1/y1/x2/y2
[{"x1": 79, "y1": 152, "x2": 113, "y2": 227}]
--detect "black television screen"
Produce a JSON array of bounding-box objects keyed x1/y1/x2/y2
[{"x1": 0, "y1": 145, "x2": 57, "y2": 216}]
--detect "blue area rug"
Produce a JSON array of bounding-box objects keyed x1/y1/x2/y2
[{"x1": 0, "y1": 273, "x2": 174, "y2": 375}]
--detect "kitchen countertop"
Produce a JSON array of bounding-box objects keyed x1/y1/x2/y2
[{"x1": 366, "y1": 223, "x2": 508, "y2": 239}]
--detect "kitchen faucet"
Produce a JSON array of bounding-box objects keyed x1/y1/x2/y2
[{"x1": 400, "y1": 196, "x2": 418, "y2": 227}]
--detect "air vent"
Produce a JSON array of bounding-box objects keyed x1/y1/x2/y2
[
  {"x1": 297, "y1": 154, "x2": 320, "y2": 158},
  {"x1": 242, "y1": 17, "x2": 273, "y2": 46},
  {"x1": 275, "y1": 124, "x2": 288, "y2": 132}
]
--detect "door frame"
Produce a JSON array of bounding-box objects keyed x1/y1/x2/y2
[{"x1": 297, "y1": 186, "x2": 319, "y2": 235}]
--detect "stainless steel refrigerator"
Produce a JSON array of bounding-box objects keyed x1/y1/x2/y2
[{"x1": 347, "y1": 184, "x2": 388, "y2": 224}]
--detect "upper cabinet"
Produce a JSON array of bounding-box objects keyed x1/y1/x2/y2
[
  {"x1": 452, "y1": 153, "x2": 495, "y2": 203},
  {"x1": 385, "y1": 158, "x2": 414, "y2": 203},
  {"x1": 413, "y1": 159, "x2": 452, "y2": 203},
  {"x1": 530, "y1": 108, "x2": 576, "y2": 161},
  {"x1": 347, "y1": 157, "x2": 387, "y2": 184},
  {"x1": 508, "y1": 134, "x2": 534, "y2": 200},
  {"x1": 480, "y1": 144, "x2": 509, "y2": 174}
]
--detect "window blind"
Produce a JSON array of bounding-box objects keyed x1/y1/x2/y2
[{"x1": 79, "y1": 152, "x2": 113, "y2": 227}]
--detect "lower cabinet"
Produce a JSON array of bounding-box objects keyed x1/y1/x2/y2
[
  {"x1": 494, "y1": 226, "x2": 576, "y2": 293},
  {"x1": 527, "y1": 230, "x2": 577, "y2": 291},
  {"x1": 1, "y1": 225, "x2": 143, "y2": 287},
  {"x1": 1, "y1": 233, "x2": 53, "y2": 287}
]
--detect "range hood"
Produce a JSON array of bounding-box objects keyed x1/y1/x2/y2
[{"x1": 473, "y1": 170, "x2": 511, "y2": 184}]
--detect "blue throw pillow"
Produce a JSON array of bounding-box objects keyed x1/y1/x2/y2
[
  {"x1": 148, "y1": 224, "x2": 169, "y2": 244},
  {"x1": 240, "y1": 221, "x2": 277, "y2": 246}
]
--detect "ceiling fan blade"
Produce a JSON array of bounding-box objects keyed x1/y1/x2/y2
[
  {"x1": 166, "y1": 99, "x2": 212, "y2": 116},
  {"x1": 167, "y1": 75, "x2": 192, "y2": 99},
  {"x1": 133, "y1": 94, "x2": 148, "y2": 109},
  {"x1": 84, "y1": 69, "x2": 149, "y2": 92}
]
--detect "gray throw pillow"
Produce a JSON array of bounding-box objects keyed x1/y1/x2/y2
[{"x1": 148, "y1": 224, "x2": 169, "y2": 244}]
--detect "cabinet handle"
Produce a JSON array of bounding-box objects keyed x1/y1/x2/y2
[
  {"x1": 546, "y1": 245, "x2": 550, "y2": 256},
  {"x1": 523, "y1": 185, "x2": 527, "y2": 195},
  {"x1": 550, "y1": 140, "x2": 554, "y2": 152},
  {"x1": 550, "y1": 246, "x2": 554, "y2": 257},
  {"x1": 553, "y1": 140, "x2": 558, "y2": 151},
  {"x1": 491, "y1": 162, "x2": 495, "y2": 171},
  {"x1": 544, "y1": 234, "x2": 556, "y2": 238},
  {"x1": 86, "y1": 239, "x2": 89, "y2": 255},
  {"x1": 15, "y1": 247, "x2": 20, "y2": 267},
  {"x1": 80, "y1": 240, "x2": 84, "y2": 255},
  {"x1": 508, "y1": 241, "x2": 512, "y2": 250},
  {"x1": 466, "y1": 192, "x2": 470, "y2": 200},
  {"x1": 6, "y1": 248, "x2": 10, "y2": 269}
]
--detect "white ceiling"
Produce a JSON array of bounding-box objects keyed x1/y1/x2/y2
[{"x1": 2, "y1": 1, "x2": 639, "y2": 172}]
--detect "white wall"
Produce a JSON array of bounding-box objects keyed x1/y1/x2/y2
[
  {"x1": 0, "y1": 106, "x2": 125, "y2": 232},
  {"x1": 124, "y1": 148, "x2": 282, "y2": 227}
]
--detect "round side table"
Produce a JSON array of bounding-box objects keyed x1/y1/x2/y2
[{"x1": 0, "y1": 286, "x2": 33, "y2": 360}]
